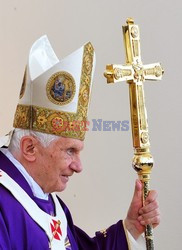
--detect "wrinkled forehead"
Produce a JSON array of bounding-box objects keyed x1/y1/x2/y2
[{"x1": 54, "y1": 136, "x2": 84, "y2": 151}]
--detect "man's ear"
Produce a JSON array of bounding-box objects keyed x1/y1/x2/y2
[{"x1": 20, "y1": 136, "x2": 38, "y2": 162}]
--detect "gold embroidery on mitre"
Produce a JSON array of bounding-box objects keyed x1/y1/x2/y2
[
  {"x1": 13, "y1": 42, "x2": 94, "y2": 140},
  {"x1": 31, "y1": 105, "x2": 88, "y2": 140},
  {"x1": 46, "y1": 71, "x2": 76, "y2": 106},
  {"x1": 19, "y1": 67, "x2": 27, "y2": 99},
  {"x1": 13, "y1": 104, "x2": 31, "y2": 129}
]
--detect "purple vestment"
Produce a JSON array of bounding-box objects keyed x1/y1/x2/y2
[{"x1": 0, "y1": 151, "x2": 129, "y2": 249}]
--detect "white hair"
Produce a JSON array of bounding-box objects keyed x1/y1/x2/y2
[{"x1": 8, "y1": 128, "x2": 59, "y2": 153}]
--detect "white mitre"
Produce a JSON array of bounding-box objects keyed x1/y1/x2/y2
[{"x1": 0, "y1": 35, "x2": 96, "y2": 147}]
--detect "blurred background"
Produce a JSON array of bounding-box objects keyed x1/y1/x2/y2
[{"x1": 0, "y1": 0, "x2": 181, "y2": 249}]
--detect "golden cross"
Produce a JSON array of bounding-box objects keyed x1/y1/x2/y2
[
  {"x1": 104, "y1": 18, "x2": 164, "y2": 250},
  {"x1": 104, "y1": 18, "x2": 163, "y2": 149}
]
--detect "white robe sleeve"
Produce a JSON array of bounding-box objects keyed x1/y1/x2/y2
[
  {"x1": 127, "y1": 230, "x2": 146, "y2": 250},
  {"x1": 123, "y1": 220, "x2": 146, "y2": 250}
]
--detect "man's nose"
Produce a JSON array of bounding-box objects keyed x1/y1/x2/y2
[{"x1": 70, "y1": 157, "x2": 83, "y2": 173}]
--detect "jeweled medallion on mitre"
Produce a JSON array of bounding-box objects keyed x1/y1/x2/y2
[{"x1": 46, "y1": 71, "x2": 76, "y2": 106}]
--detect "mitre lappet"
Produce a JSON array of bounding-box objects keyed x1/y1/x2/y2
[{"x1": 0, "y1": 35, "x2": 96, "y2": 147}]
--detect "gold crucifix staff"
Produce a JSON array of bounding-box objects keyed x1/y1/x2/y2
[{"x1": 104, "y1": 18, "x2": 164, "y2": 250}]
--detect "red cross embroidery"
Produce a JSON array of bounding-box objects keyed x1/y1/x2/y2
[{"x1": 50, "y1": 219, "x2": 62, "y2": 240}]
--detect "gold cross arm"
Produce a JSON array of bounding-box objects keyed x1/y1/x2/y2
[
  {"x1": 104, "y1": 64, "x2": 133, "y2": 83},
  {"x1": 104, "y1": 18, "x2": 164, "y2": 85},
  {"x1": 104, "y1": 62, "x2": 163, "y2": 84}
]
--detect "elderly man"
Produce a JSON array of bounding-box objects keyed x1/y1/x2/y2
[{"x1": 0, "y1": 36, "x2": 159, "y2": 249}]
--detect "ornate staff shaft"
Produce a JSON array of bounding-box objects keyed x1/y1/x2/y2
[{"x1": 104, "y1": 18, "x2": 164, "y2": 250}]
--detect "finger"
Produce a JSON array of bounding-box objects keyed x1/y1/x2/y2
[
  {"x1": 131, "y1": 179, "x2": 143, "y2": 204},
  {"x1": 140, "y1": 215, "x2": 160, "y2": 226},
  {"x1": 138, "y1": 208, "x2": 160, "y2": 221},
  {"x1": 139, "y1": 200, "x2": 159, "y2": 214},
  {"x1": 145, "y1": 190, "x2": 158, "y2": 205}
]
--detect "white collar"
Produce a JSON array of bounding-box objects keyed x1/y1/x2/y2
[{"x1": 0, "y1": 148, "x2": 49, "y2": 200}]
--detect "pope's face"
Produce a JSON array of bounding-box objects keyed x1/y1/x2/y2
[{"x1": 35, "y1": 137, "x2": 84, "y2": 193}]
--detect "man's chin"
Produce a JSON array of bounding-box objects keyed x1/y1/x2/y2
[{"x1": 55, "y1": 183, "x2": 67, "y2": 193}]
